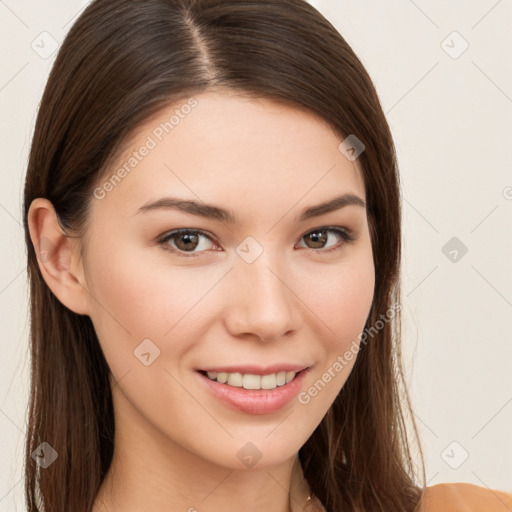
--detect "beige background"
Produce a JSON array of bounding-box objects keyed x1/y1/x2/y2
[{"x1": 1, "y1": 0, "x2": 511, "y2": 509}]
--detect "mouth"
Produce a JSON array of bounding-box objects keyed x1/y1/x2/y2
[
  {"x1": 196, "y1": 367, "x2": 309, "y2": 391},
  {"x1": 195, "y1": 366, "x2": 311, "y2": 415}
]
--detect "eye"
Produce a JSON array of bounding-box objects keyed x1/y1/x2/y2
[
  {"x1": 296, "y1": 227, "x2": 355, "y2": 253},
  {"x1": 157, "y1": 226, "x2": 355, "y2": 258},
  {"x1": 158, "y1": 229, "x2": 218, "y2": 257}
]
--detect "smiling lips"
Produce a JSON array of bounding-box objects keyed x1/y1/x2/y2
[{"x1": 197, "y1": 366, "x2": 311, "y2": 415}]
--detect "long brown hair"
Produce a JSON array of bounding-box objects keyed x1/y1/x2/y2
[{"x1": 23, "y1": 0, "x2": 426, "y2": 510}]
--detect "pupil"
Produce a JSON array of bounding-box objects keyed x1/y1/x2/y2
[
  {"x1": 308, "y1": 230, "x2": 326, "y2": 248},
  {"x1": 178, "y1": 233, "x2": 198, "y2": 250}
]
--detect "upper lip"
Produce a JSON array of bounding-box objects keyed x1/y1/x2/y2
[{"x1": 197, "y1": 363, "x2": 311, "y2": 375}]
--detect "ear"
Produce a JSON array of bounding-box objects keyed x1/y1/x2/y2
[{"x1": 27, "y1": 198, "x2": 90, "y2": 316}]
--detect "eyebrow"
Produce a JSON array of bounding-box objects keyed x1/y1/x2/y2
[{"x1": 135, "y1": 193, "x2": 366, "y2": 223}]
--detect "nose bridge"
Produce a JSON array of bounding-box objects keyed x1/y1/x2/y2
[{"x1": 228, "y1": 244, "x2": 297, "y2": 341}]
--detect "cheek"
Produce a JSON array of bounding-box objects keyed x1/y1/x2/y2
[
  {"x1": 83, "y1": 239, "x2": 224, "y2": 357},
  {"x1": 305, "y1": 256, "x2": 375, "y2": 348},
  {"x1": 296, "y1": 260, "x2": 374, "y2": 411}
]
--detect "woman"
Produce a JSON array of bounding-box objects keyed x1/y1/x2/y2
[{"x1": 22, "y1": 0, "x2": 512, "y2": 511}]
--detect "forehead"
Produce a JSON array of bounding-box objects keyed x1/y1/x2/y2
[{"x1": 92, "y1": 91, "x2": 366, "y2": 220}]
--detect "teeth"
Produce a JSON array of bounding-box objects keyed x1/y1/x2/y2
[
  {"x1": 228, "y1": 373, "x2": 243, "y2": 387},
  {"x1": 205, "y1": 370, "x2": 297, "y2": 389}
]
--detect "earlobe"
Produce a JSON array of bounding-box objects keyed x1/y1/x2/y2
[{"x1": 27, "y1": 198, "x2": 90, "y2": 316}]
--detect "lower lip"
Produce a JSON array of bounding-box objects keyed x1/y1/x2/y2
[{"x1": 196, "y1": 368, "x2": 310, "y2": 415}]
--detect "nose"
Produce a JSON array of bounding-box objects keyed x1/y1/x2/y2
[{"x1": 224, "y1": 254, "x2": 299, "y2": 342}]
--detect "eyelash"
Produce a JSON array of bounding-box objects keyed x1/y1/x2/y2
[{"x1": 157, "y1": 226, "x2": 356, "y2": 258}]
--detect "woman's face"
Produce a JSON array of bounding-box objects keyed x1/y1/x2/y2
[{"x1": 78, "y1": 90, "x2": 375, "y2": 469}]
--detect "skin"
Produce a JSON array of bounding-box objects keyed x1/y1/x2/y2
[{"x1": 28, "y1": 90, "x2": 375, "y2": 512}]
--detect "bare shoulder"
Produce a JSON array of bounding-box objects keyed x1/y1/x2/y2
[{"x1": 416, "y1": 482, "x2": 512, "y2": 511}]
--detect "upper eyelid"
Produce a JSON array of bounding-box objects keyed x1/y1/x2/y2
[{"x1": 161, "y1": 228, "x2": 218, "y2": 244}]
